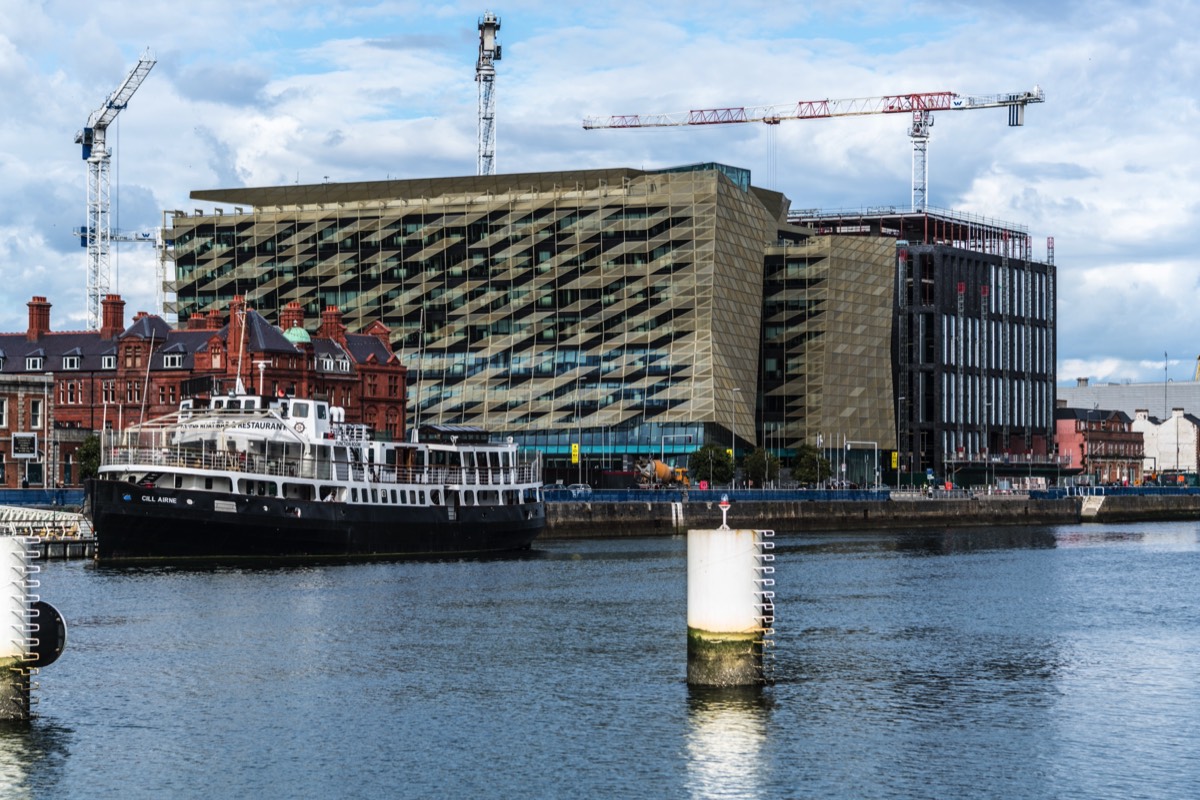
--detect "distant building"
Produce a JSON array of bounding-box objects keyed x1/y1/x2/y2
[
  {"x1": 1054, "y1": 406, "x2": 1142, "y2": 485},
  {"x1": 1058, "y1": 377, "x2": 1200, "y2": 422},
  {"x1": 0, "y1": 295, "x2": 405, "y2": 488},
  {"x1": 792, "y1": 207, "x2": 1058, "y2": 483},
  {"x1": 1132, "y1": 408, "x2": 1200, "y2": 479},
  {"x1": 0, "y1": 372, "x2": 53, "y2": 489}
]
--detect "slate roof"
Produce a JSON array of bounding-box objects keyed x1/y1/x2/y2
[
  {"x1": 0, "y1": 307, "x2": 395, "y2": 376},
  {"x1": 1054, "y1": 407, "x2": 1134, "y2": 424}
]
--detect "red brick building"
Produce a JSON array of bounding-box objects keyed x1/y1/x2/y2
[
  {"x1": 0, "y1": 294, "x2": 407, "y2": 488},
  {"x1": 1054, "y1": 406, "x2": 1143, "y2": 485}
]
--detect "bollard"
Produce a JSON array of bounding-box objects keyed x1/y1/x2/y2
[
  {"x1": 0, "y1": 535, "x2": 36, "y2": 719},
  {"x1": 687, "y1": 526, "x2": 775, "y2": 687},
  {"x1": 0, "y1": 532, "x2": 66, "y2": 720}
]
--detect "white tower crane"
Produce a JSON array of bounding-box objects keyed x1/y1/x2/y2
[
  {"x1": 583, "y1": 86, "x2": 1045, "y2": 211},
  {"x1": 476, "y1": 12, "x2": 502, "y2": 175},
  {"x1": 75, "y1": 48, "x2": 156, "y2": 329}
]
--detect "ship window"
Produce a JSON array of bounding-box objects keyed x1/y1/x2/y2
[
  {"x1": 419, "y1": 491, "x2": 426, "y2": 504},
  {"x1": 371, "y1": 489, "x2": 378, "y2": 503},
  {"x1": 351, "y1": 488, "x2": 358, "y2": 502},
  {"x1": 174, "y1": 476, "x2": 182, "y2": 488},
  {"x1": 293, "y1": 402, "x2": 309, "y2": 418},
  {"x1": 390, "y1": 489, "x2": 397, "y2": 503},
  {"x1": 464, "y1": 491, "x2": 475, "y2": 506},
  {"x1": 205, "y1": 478, "x2": 214, "y2": 490}
]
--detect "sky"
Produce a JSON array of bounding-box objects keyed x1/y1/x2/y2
[{"x1": 0, "y1": 0, "x2": 1197, "y2": 386}]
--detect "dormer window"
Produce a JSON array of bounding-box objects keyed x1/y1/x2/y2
[
  {"x1": 320, "y1": 356, "x2": 334, "y2": 371},
  {"x1": 339, "y1": 359, "x2": 351, "y2": 373},
  {"x1": 62, "y1": 356, "x2": 80, "y2": 370},
  {"x1": 102, "y1": 355, "x2": 116, "y2": 369},
  {"x1": 163, "y1": 354, "x2": 183, "y2": 368},
  {"x1": 26, "y1": 356, "x2": 42, "y2": 371},
  {"x1": 0, "y1": 357, "x2": 5, "y2": 371}
]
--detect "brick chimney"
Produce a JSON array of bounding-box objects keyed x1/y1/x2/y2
[
  {"x1": 318, "y1": 305, "x2": 347, "y2": 345},
  {"x1": 26, "y1": 296, "x2": 51, "y2": 341},
  {"x1": 100, "y1": 294, "x2": 126, "y2": 339},
  {"x1": 186, "y1": 313, "x2": 207, "y2": 330},
  {"x1": 280, "y1": 301, "x2": 305, "y2": 333},
  {"x1": 207, "y1": 309, "x2": 223, "y2": 330}
]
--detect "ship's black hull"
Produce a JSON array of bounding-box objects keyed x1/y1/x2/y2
[{"x1": 87, "y1": 479, "x2": 545, "y2": 563}]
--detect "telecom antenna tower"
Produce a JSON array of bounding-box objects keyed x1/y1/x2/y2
[
  {"x1": 476, "y1": 12, "x2": 501, "y2": 175},
  {"x1": 75, "y1": 49, "x2": 156, "y2": 329}
]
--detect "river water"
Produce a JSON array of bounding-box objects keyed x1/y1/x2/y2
[{"x1": 3, "y1": 520, "x2": 1199, "y2": 799}]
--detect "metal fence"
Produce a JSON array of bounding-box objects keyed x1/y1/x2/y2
[{"x1": 544, "y1": 488, "x2": 892, "y2": 503}]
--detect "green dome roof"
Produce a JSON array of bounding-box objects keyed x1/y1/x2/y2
[{"x1": 283, "y1": 325, "x2": 311, "y2": 344}]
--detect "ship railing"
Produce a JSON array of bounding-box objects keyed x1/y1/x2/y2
[{"x1": 105, "y1": 447, "x2": 543, "y2": 487}]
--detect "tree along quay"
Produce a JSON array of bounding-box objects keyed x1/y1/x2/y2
[{"x1": 541, "y1": 492, "x2": 1200, "y2": 539}]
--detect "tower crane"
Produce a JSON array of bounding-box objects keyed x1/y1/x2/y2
[
  {"x1": 75, "y1": 48, "x2": 156, "y2": 330},
  {"x1": 583, "y1": 86, "x2": 1044, "y2": 211},
  {"x1": 476, "y1": 12, "x2": 502, "y2": 175}
]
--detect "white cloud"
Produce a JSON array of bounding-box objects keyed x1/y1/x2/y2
[{"x1": 0, "y1": 0, "x2": 1196, "y2": 384}]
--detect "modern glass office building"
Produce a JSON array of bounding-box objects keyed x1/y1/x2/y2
[{"x1": 165, "y1": 164, "x2": 900, "y2": 482}]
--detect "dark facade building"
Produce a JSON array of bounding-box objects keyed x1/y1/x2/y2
[
  {"x1": 792, "y1": 208, "x2": 1060, "y2": 483},
  {"x1": 0, "y1": 294, "x2": 406, "y2": 488}
]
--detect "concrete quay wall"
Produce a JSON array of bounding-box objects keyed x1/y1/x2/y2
[
  {"x1": 544, "y1": 497, "x2": 1080, "y2": 538},
  {"x1": 542, "y1": 494, "x2": 1200, "y2": 538},
  {"x1": 1081, "y1": 493, "x2": 1200, "y2": 523}
]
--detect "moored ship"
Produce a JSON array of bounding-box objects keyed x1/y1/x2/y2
[{"x1": 87, "y1": 393, "x2": 545, "y2": 562}]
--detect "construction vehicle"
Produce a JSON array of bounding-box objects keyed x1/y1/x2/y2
[{"x1": 637, "y1": 459, "x2": 690, "y2": 489}]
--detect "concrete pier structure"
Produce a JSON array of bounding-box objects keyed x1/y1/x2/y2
[
  {"x1": 0, "y1": 535, "x2": 37, "y2": 719},
  {"x1": 686, "y1": 527, "x2": 774, "y2": 686}
]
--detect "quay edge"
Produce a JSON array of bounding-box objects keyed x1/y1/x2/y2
[{"x1": 541, "y1": 494, "x2": 1200, "y2": 539}]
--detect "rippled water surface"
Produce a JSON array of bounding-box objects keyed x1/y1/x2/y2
[{"x1": 4, "y1": 521, "x2": 1200, "y2": 799}]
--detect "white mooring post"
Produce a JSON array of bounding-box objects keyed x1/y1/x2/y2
[
  {"x1": 0, "y1": 534, "x2": 37, "y2": 719},
  {"x1": 0, "y1": 531, "x2": 66, "y2": 720},
  {"x1": 687, "y1": 499, "x2": 775, "y2": 686}
]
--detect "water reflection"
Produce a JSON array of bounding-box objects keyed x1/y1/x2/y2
[
  {"x1": 892, "y1": 527, "x2": 1058, "y2": 555},
  {"x1": 0, "y1": 721, "x2": 72, "y2": 800},
  {"x1": 87, "y1": 547, "x2": 551, "y2": 576},
  {"x1": 685, "y1": 686, "x2": 771, "y2": 800},
  {"x1": 775, "y1": 526, "x2": 1059, "y2": 558}
]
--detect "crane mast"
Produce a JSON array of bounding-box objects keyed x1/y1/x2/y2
[
  {"x1": 476, "y1": 12, "x2": 502, "y2": 176},
  {"x1": 75, "y1": 49, "x2": 156, "y2": 330},
  {"x1": 583, "y1": 86, "x2": 1044, "y2": 210}
]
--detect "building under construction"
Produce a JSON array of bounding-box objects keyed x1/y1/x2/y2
[{"x1": 792, "y1": 206, "x2": 1060, "y2": 484}]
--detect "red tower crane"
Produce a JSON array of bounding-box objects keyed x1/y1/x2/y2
[{"x1": 583, "y1": 86, "x2": 1044, "y2": 211}]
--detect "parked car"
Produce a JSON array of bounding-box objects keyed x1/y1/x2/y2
[{"x1": 567, "y1": 483, "x2": 593, "y2": 497}]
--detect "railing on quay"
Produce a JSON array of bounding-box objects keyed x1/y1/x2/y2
[
  {"x1": 1031, "y1": 485, "x2": 1200, "y2": 500},
  {"x1": 544, "y1": 487, "x2": 893, "y2": 503},
  {"x1": 0, "y1": 489, "x2": 84, "y2": 508}
]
